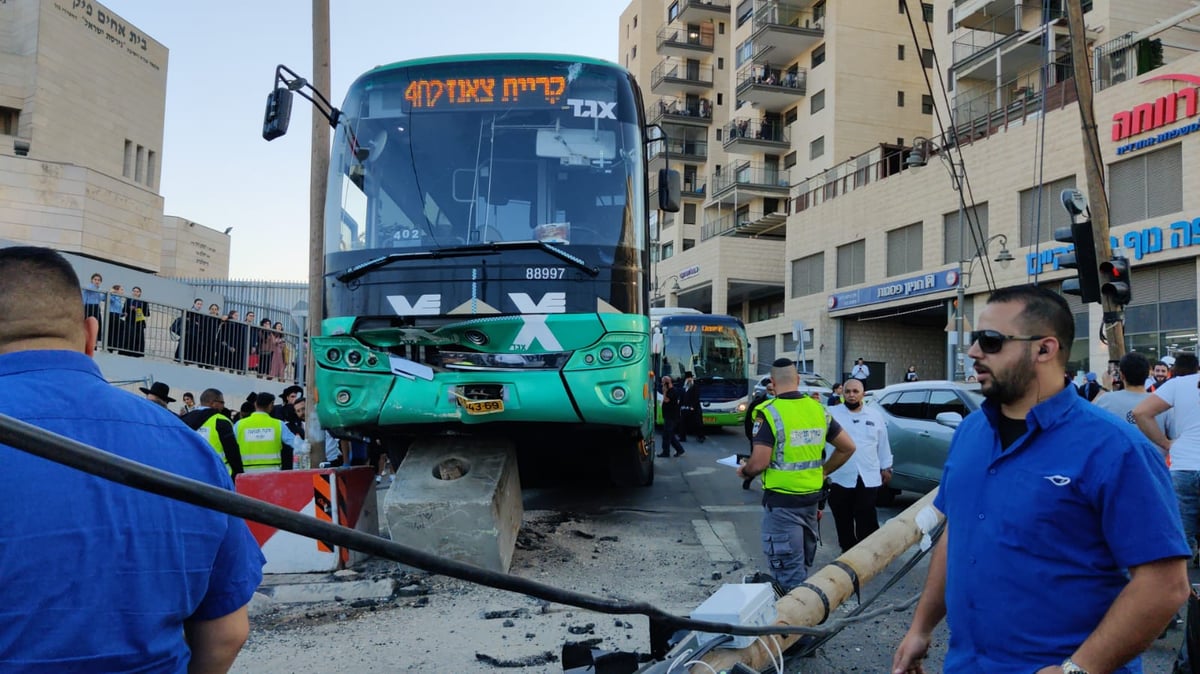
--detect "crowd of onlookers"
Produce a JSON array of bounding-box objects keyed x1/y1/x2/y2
[{"x1": 82, "y1": 271, "x2": 298, "y2": 380}]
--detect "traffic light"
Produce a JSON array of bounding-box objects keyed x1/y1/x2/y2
[
  {"x1": 1053, "y1": 219, "x2": 1101, "y2": 303},
  {"x1": 1099, "y1": 256, "x2": 1132, "y2": 305}
]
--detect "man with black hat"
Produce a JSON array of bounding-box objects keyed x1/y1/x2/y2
[{"x1": 139, "y1": 381, "x2": 175, "y2": 409}]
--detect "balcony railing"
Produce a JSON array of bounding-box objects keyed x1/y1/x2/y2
[
  {"x1": 651, "y1": 95, "x2": 714, "y2": 125},
  {"x1": 651, "y1": 58, "x2": 715, "y2": 91},
  {"x1": 723, "y1": 117, "x2": 790, "y2": 145},
  {"x1": 735, "y1": 63, "x2": 807, "y2": 96},
  {"x1": 951, "y1": 72, "x2": 1077, "y2": 144},
  {"x1": 656, "y1": 24, "x2": 715, "y2": 52},
  {"x1": 650, "y1": 137, "x2": 709, "y2": 162},
  {"x1": 754, "y1": 1, "x2": 822, "y2": 30},
  {"x1": 701, "y1": 207, "x2": 787, "y2": 240},
  {"x1": 712, "y1": 162, "x2": 790, "y2": 195},
  {"x1": 673, "y1": 0, "x2": 732, "y2": 23},
  {"x1": 791, "y1": 144, "x2": 909, "y2": 215},
  {"x1": 951, "y1": 3, "x2": 1064, "y2": 66}
]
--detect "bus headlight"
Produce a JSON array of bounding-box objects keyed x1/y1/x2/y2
[
  {"x1": 335, "y1": 390, "x2": 351, "y2": 405},
  {"x1": 326, "y1": 348, "x2": 342, "y2": 363},
  {"x1": 619, "y1": 344, "x2": 635, "y2": 359},
  {"x1": 610, "y1": 386, "x2": 627, "y2": 403},
  {"x1": 737, "y1": 402, "x2": 747, "y2": 413},
  {"x1": 346, "y1": 350, "x2": 362, "y2": 366},
  {"x1": 599, "y1": 347, "x2": 615, "y2": 363}
]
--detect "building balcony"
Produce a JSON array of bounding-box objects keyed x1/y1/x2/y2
[
  {"x1": 950, "y1": 72, "x2": 1077, "y2": 145},
  {"x1": 951, "y1": 3, "x2": 1067, "y2": 79},
  {"x1": 722, "y1": 117, "x2": 790, "y2": 154},
  {"x1": 710, "y1": 162, "x2": 790, "y2": 204},
  {"x1": 734, "y1": 63, "x2": 806, "y2": 110},
  {"x1": 656, "y1": 23, "x2": 715, "y2": 58},
  {"x1": 673, "y1": 0, "x2": 731, "y2": 24},
  {"x1": 750, "y1": 2, "x2": 824, "y2": 65},
  {"x1": 649, "y1": 137, "x2": 709, "y2": 167},
  {"x1": 701, "y1": 207, "x2": 787, "y2": 240},
  {"x1": 651, "y1": 58, "x2": 715, "y2": 95},
  {"x1": 650, "y1": 95, "x2": 714, "y2": 127}
]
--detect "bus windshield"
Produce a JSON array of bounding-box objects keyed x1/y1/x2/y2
[
  {"x1": 326, "y1": 60, "x2": 646, "y2": 269},
  {"x1": 658, "y1": 321, "x2": 749, "y2": 397}
]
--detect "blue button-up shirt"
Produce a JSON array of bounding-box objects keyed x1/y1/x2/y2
[
  {"x1": 934, "y1": 382, "x2": 1187, "y2": 673},
  {"x1": 0, "y1": 350, "x2": 265, "y2": 672}
]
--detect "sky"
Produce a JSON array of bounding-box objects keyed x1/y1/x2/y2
[{"x1": 104, "y1": 1, "x2": 632, "y2": 281}]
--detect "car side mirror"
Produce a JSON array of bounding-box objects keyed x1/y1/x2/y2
[{"x1": 934, "y1": 411, "x2": 963, "y2": 428}]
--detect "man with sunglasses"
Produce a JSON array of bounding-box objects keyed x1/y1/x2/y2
[{"x1": 894, "y1": 285, "x2": 1188, "y2": 674}]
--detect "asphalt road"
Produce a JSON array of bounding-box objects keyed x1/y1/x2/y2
[{"x1": 233, "y1": 425, "x2": 1189, "y2": 673}]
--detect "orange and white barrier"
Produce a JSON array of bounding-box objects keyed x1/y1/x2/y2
[{"x1": 236, "y1": 467, "x2": 378, "y2": 573}]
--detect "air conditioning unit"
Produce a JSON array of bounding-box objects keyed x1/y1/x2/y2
[{"x1": 1108, "y1": 50, "x2": 1127, "y2": 70}]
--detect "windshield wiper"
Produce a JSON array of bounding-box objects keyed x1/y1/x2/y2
[{"x1": 333, "y1": 241, "x2": 600, "y2": 284}]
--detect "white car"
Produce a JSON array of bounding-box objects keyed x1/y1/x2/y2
[{"x1": 753, "y1": 371, "x2": 834, "y2": 402}]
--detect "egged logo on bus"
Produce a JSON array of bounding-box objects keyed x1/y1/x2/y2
[{"x1": 567, "y1": 99, "x2": 617, "y2": 120}]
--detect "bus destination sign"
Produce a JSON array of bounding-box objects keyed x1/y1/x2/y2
[{"x1": 404, "y1": 75, "x2": 568, "y2": 109}]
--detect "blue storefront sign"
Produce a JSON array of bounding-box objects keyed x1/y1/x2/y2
[
  {"x1": 827, "y1": 269, "x2": 960, "y2": 312},
  {"x1": 1026, "y1": 215, "x2": 1200, "y2": 274}
]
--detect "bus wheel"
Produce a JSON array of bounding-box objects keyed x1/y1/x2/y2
[{"x1": 609, "y1": 432, "x2": 654, "y2": 488}]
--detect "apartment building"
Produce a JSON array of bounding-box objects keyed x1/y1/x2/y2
[
  {"x1": 620, "y1": 0, "x2": 936, "y2": 374},
  {"x1": 624, "y1": 0, "x2": 1200, "y2": 386},
  {"x1": 788, "y1": 0, "x2": 1200, "y2": 387},
  {"x1": 0, "y1": 0, "x2": 229, "y2": 276}
]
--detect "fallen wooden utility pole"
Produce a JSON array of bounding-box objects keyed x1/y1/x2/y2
[{"x1": 703, "y1": 490, "x2": 941, "y2": 672}]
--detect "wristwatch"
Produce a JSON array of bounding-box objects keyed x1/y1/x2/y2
[{"x1": 1061, "y1": 658, "x2": 1089, "y2": 674}]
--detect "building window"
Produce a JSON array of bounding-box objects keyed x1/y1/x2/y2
[
  {"x1": 684, "y1": 203, "x2": 697, "y2": 224},
  {"x1": 718, "y1": 57, "x2": 724, "y2": 70},
  {"x1": 921, "y1": 48, "x2": 935, "y2": 68},
  {"x1": 810, "y1": 89, "x2": 825, "y2": 114},
  {"x1": 886, "y1": 222, "x2": 923, "y2": 277},
  {"x1": 716, "y1": 128, "x2": 723, "y2": 141},
  {"x1": 898, "y1": 45, "x2": 905, "y2": 60},
  {"x1": 810, "y1": 136, "x2": 824, "y2": 159},
  {"x1": 922, "y1": 2, "x2": 934, "y2": 22},
  {"x1": 123, "y1": 140, "x2": 134, "y2": 178},
  {"x1": 1123, "y1": 261, "x2": 1197, "y2": 362},
  {"x1": 942, "y1": 203, "x2": 989, "y2": 265},
  {"x1": 719, "y1": 22, "x2": 725, "y2": 34},
  {"x1": 631, "y1": 46, "x2": 637, "y2": 58},
  {"x1": 947, "y1": 8, "x2": 954, "y2": 33},
  {"x1": 146, "y1": 150, "x2": 157, "y2": 188},
  {"x1": 791, "y1": 252, "x2": 825, "y2": 298},
  {"x1": 0, "y1": 106, "x2": 18, "y2": 135},
  {"x1": 783, "y1": 151, "x2": 797, "y2": 169},
  {"x1": 717, "y1": 93, "x2": 723, "y2": 106},
  {"x1": 1109, "y1": 143, "x2": 1183, "y2": 226},
  {"x1": 837, "y1": 240, "x2": 866, "y2": 288},
  {"x1": 1019, "y1": 175, "x2": 1076, "y2": 246},
  {"x1": 683, "y1": 238, "x2": 695, "y2": 251},
  {"x1": 736, "y1": 40, "x2": 754, "y2": 67},
  {"x1": 921, "y1": 94, "x2": 934, "y2": 114},
  {"x1": 135, "y1": 145, "x2": 146, "y2": 183},
  {"x1": 736, "y1": 0, "x2": 753, "y2": 27},
  {"x1": 634, "y1": 14, "x2": 639, "y2": 27},
  {"x1": 897, "y1": 91, "x2": 905, "y2": 107},
  {"x1": 899, "y1": 0, "x2": 905, "y2": 13},
  {"x1": 662, "y1": 242, "x2": 674, "y2": 260},
  {"x1": 812, "y1": 44, "x2": 826, "y2": 68},
  {"x1": 785, "y1": 106, "x2": 798, "y2": 125}
]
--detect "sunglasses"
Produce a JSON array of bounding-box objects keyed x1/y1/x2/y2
[{"x1": 970, "y1": 330, "x2": 1046, "y2": 354}]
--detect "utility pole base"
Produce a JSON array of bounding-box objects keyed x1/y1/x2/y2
[{"x1": 383, "y1": 437, "x2": 523, "y2": 573}]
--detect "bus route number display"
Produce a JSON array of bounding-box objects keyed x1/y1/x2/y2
[
  {"x1": 404, "y1": 75, "x2": 568, "y2": 109},
  {"x1": 683, "y1": 324, "x2": 726, "y2": 333}
]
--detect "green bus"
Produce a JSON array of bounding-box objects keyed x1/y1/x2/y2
[
  {"x1": 650, "y1": 308, "x2": 752, "y2": 427},
  {"x1": 263, "y1": 54, "x2": 679, "y2": 486}
]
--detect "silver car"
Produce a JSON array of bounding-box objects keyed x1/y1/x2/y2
[
  {"x1": 869, "y1": 380, "x2": 983, "y2": 503},
  {"x1": 754, "y1": 371, "x2": 834, "y2": 402}
]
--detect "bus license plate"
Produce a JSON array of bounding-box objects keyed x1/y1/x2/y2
[
  {"x1": 703, "y1": 416, "x2": 717, "y2": 424},
  {"x1": 463, "y1": 399, "x2": 504, "y2": 415}
]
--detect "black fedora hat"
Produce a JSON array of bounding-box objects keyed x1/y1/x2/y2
[{"x1": 139, "y1": 381, "x2": 176, "y2": 403}]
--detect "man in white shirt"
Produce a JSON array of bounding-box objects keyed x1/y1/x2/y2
[
  {"x1": 850, "y1": 358, "x2": 870, "y2": 382},
  {"x1": 1134, "y1": 369, "x2": 1200, "y2": 563},
  {"x1": 1094, "y1": 352, "x2": 1167, "y2": 456},
  {"x1": 825, "y1": 378, "x2": 893, "y2": 553}
]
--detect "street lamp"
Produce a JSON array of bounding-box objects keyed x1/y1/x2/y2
[
  {"x1": 653, "y1": 275, "x2": 681, "y2": 304},
  {"x1": 905, "y1": 137, "x2": 1014, "y2": 380}
]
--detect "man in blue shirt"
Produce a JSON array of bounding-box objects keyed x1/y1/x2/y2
[
  {"x1": 0, "y1": 247, "x2": 265, "y2": 673},
  {"x1": 892, "y1": 285, "x2": 1189, "y2": 674}
]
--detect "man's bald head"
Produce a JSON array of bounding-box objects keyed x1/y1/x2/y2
[
  {"x1": 0, "y1": 247, "x2": 94, "y2": 354},
  {"x1": 769, "y1": 357, "x2": 798, "y2": 392}
]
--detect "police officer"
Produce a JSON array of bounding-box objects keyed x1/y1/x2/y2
[
  {"x1": 234, "y1": 392, "x2": 297, "y2": 472},
  {"x1": 737, "y1": 358, "x2": 856, "y2": 592},
  {"x1": 181, "y1": 388, "x2": 244, "y2": 480}
]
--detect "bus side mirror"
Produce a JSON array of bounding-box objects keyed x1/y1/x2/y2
[
  {"x1": 263, "y1": 88, "x2": 294, "y2": 141},
  {"x1": 658, "y1": 169, "x2": 681, "y2": 213}
]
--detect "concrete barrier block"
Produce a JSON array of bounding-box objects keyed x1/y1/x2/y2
[{"x1": 383, "y1": 438, "x2": 523, "y2": 573}]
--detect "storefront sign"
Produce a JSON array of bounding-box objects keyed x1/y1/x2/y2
[
  {"x1": 678, "y1": 265, "x2": 701, "y2": 280},
  {"x1": 827, "y1": 270, "x2": 959, "y2": 312},
  {"x1": 1113, "y1": 73, "x2": 1200, "y2": 155},
  {"x1": 1026, "y1": 215, "x2": 1200, "y2": 273}
]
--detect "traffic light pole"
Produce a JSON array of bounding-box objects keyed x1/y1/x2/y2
[{"x1": 1066, "y1": 0, "x2": 1125, "y2": 364}]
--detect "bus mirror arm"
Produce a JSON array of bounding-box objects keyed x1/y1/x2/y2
[{"x1": 263, "y1": 64, "x2": 342, "y2": 141}]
